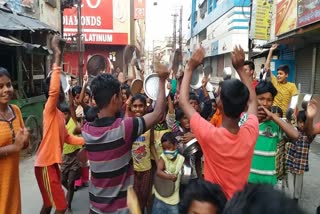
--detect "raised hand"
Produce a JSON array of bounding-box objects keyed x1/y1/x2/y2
[
  {"x1": 51, "y1": 34, "x2": 62, "y2": 66},
  {"x1": 270, "y1": 43, "x2": 278, "y2": 51},
  {"x1": 307, "y1": 99, "x2": 318, "y2": 119},
  {"x1": 231, "y1": 45, "x2": 245, "y2": 71},
  {"x1": 155, "y1": 63, "x2": 170, "y2": 79},
  {"x1": 188, "y1": 48, "x2": 205, "y2": 70},
  {"x1": 83, "y1": 74, "x2": 88, "y2": 84}
]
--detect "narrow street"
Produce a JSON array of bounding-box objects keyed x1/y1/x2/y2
[
  {"x1": 20, "y1": 156, "x2": 89, "y2": 214},
  {"x1": 20, "y1": 141, "x2": 320, "y2": 214}
]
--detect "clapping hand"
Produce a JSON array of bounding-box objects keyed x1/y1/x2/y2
[{"x1": 15, "y1": 128, "x2": 30, "y2": 151}]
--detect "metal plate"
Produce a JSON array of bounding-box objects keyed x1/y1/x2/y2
[
  {"x1": 144, "y1": 73, "x2": 170, "y2": 100},
  {"x1": 190, "y1": 65, "x2": 204, "y2": 89},
  {"x1": 130, "y1": 79, "x2": 143, "y2": 95},
  {"x1": 47, "y1": 71, "x2": 70, "y2": 93}
]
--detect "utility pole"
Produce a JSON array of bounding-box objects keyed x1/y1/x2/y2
[
  {"x1": 172, "y1": 13, "x2": 178, "y2": 51},
  {"x1": 77, "y1": 0, "x2": 84, "y2": 85},
  {"x1": 179, "y1": 6, "x2": 183, "y2": 55},
  {"x1": 248, "y1": 0, "x2": 253, "y2": 60}
]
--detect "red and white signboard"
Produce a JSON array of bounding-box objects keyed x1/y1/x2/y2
[
  {"x1": 63, "y1": 0, "x2": 129, "y2": 45},
  {"x1": 134, "y1": 0, "x2": 145, "y2": 19}
]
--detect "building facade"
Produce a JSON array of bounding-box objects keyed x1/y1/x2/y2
[{"x1": 187, "y1": 0, "x2": 251, "y2": 84}]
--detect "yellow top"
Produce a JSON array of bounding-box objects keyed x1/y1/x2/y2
[
  {"x1": 63, "y1": 118, "x2": 82, "y2": 154},
  {"x1": 0, "y1": 105, "x2": 24, "y2": 214},
  {"x1": 132, "y1": 130, "x2": 151, "y2": 171},
  {"x1": 271, "y1": 75, "x2": 298, "y2": 114},
  {"x1": 154, "y1": 153, "x2": 185, "y2": 205}
]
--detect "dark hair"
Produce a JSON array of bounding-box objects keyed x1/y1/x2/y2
[
  {"x1": 0, "y1": 67, "x2": 11, "y2": 78},
  {"x1": 132, "y1": 93, "x2": 147, "y2": 106},
  {"x1": 180, "y1": 180, "x2": 227, "y2": 214},
  {"x1": 255, "y1": 81, "x2": 277, "y2": 98},
  {"x1": 271, "y1": 106, "x2": 283, "y2": 118},
  {"x1": 121, "y1": 83, "x2": 130, "y2": 98},
  {"x1": 59, "y1": 103, "x2": 70, "y2": 113},
  {"x1": 220, "y1": 79, "x2": 249, "y2": 119},
  {"x1": 189, "y1": 93, "x2": 200, "y2": 104},
  {"x1": 161, "y1": 132, "x2": 177, "y2": 145},
  {"x1": 297, "y1": 110, "x2": 306, "y2": 123},
  {"x1": 277, "y1": 64, "x2": 290, "y2": 74},
  {"x1": 261, "y1": 64, "x2": 265, "y2": 69},
  {"x1": 85, "y1": 106, "x2": 99, "y2": 122},
  {"x1": 175, "y1": 107, "x2": 185, "y2": 122},
  {"x1": 72, "y1": 86, "x2": 82, "y2": 97},
  {"x1": 244, "y1": 61, "x2": 255, "y2": 71},
  {"x1": 90, "y1": 73, "x2": 120, "y2": 109},
  {"x1": 223, "y1": 184, "x2": 305, "y2": 214}
]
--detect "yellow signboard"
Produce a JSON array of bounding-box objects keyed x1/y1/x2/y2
[{"x1": 252, "y1": 0, "x2": 272, "y2": 40}]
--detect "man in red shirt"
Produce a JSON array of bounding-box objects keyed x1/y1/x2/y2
[
  {"x1": 243, "y1": 60, "x2": 258, "y2": 89},
  {"x1": 179, "y1": 46, "x2": 259, "y2": 199}
]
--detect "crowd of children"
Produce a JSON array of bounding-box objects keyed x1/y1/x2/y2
[{"x1": 2, "y1": 35, "x2": 320, "y2": 214}]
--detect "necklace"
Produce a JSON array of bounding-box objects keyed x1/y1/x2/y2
[{"x1": 0, "y1": 106, "x2": 11, "y2": 121}]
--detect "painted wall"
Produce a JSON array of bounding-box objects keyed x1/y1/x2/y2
[{"x1": 39, "y1": 0, "x2": 61, "y2": 32}]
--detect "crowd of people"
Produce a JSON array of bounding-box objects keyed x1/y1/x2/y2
[{"x1": 1, "y1": 35, "x2": 320, "y2": 214}]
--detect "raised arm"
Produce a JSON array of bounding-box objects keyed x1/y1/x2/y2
[
  {"x1": 265, "y1": 44, "x2": 278, "y2": 75},
  {"x1": 45, "y1": 35, "x2": 62, "y2": 113},
  {"x1": 79, "y1": 75, "x2": 89, "y2": 109},
  {"x1": 68, "y1": 90, "x2": 77, "y2": 123},
  {"x1": 231, "y1": 46, "x2": 257, "y2": 116},
  {"x1": 306, "y1": 99, "x2": 320, "y2": 135},
  {"x1": 143, "y1": 58, "x2": 170, "y2": 130},
  {"x1": 179, "y1": 48, "x2": 205, "y2": 119}
]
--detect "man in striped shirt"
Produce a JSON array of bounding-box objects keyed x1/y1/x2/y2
[{"x1": 82, "y1": 66, "x2": 169, "y2": 213}]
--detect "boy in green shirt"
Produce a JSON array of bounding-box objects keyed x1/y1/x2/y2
[{"x1": 248, "y1": 81, "x2": 299, "y2": 184}]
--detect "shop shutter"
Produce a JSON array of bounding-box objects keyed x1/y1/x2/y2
[
  {"x1": 295, "y1": 46, "x2": 313, "y2": 93},
  {"x1": 314, "y1": 45, "x2": 320, "y2": 94}
]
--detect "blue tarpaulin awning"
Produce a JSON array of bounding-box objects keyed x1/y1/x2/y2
[{"x1": 0, "y1": 8, "x2": 53, "y2": 31}]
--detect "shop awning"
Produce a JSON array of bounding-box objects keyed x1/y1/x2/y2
[
  {"x1": 256, "y1": 22, "x2": 320, "y2": 49},
  {"x1": 0, "y1": 35, "x2": 52, "y2": 55},
  {"x1": 0, "y1": 8, "x2": 53, "y2": 31}
]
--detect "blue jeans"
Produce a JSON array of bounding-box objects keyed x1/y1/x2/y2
[{"x1": 152, "y1": 198, "x2": 179, "y2": 214}]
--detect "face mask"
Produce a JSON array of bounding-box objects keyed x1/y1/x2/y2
[{"x1": 164, "y1": 150, "x2": 178, "y2": 160}]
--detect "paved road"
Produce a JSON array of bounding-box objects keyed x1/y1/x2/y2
[
  {"x1": 20, "y1": 155, "x2": 89, "y2": 214},
  {"x1": 20, "y1": 142, "x2": 320, "y2": 214}
]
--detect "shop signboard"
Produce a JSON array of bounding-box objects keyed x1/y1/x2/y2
[
  {"x1": 63, "y1": 0, "x2": 130, "y2": 45},
  {"x1": 275, "y1": 0, "x2": 298, "y2": 36},
  {"x1": 297, "y1": 0, "x2": 320, "y2": 27},
  {"x1": 251, "y1": 0, "x2": 272, "y2": 40}
]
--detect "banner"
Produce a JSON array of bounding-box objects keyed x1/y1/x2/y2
[
  {"x1": 63, "y1": 0, "x2": 130, "y2": 45},
  {"x1": 251, "y1": 0, "x2": 272, "y2": 40},
  {"x1": 134, "y1": 0, "x2": 145, "y2": 19},
  {"x1": 275, "y1": 0, "x2": 297, "y2": 36},
  {"x1": 297, "y1": 0, "x2": 320, "y2": 28}
]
